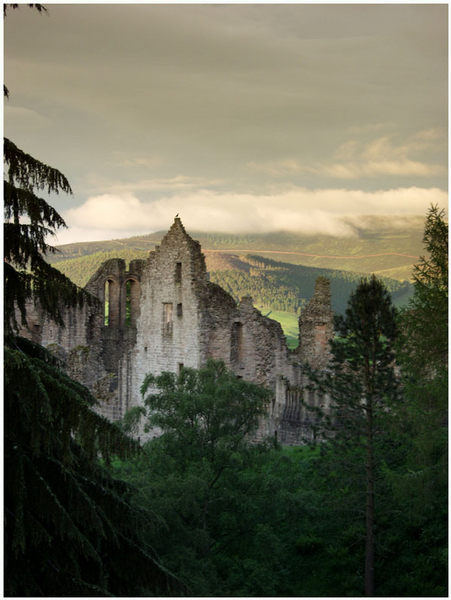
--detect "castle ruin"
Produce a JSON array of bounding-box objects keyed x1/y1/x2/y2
[{"x1": 20, "y1": 217, "x2": 334, "y2": 444}]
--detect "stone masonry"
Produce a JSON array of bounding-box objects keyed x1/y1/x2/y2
[{"x1": 19, "y1": 217, "x2": 334, "y2": 444}]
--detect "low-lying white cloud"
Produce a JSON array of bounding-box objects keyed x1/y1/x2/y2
[{"x1": 60, "y1": 186, "x2": 447, "y2": 244}]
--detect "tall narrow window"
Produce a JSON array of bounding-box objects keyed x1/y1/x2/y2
[
  {"x1": 163, "y1": 303, "x2": 173, "y2": 335},
  {"x1": 125, "y1": 280, "x2": 132, "y2": 326},
  {"x1": 230, "y1": 321, "x2": 243, "y2": 363},
  {"x1": 124, "y1": 278, "x2": 140, "y2": 327},
  {"x1": 104, "y1": 279, "x2": 112, "y2": 326},
  {"x1": 177, "y1": 303, "x2": 183, "y2": 317},
  {"x1": 175, "y1": 262, "x2": 182, "y2": 284}
]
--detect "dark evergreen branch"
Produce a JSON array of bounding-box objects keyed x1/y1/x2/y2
[
  {"x1": 4, "y1": 181, "x2": 67, "y2": 229},
  {"x1": 4, "y1": 138, "x2": 72, "y2": 195}
]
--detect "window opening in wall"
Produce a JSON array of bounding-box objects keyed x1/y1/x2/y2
[
  {"x1": 177, "y1": 303, "x2": 183, "y2": 317},
  {"x1": 125, "y1": 280, "x2": 133, "y2": 326},
  {"x1": 230, "y1": 321, "x2": 243, "y2": 363},
  {"x1": 178, "y1": 363, "x2": 184, "y2": 374},
  {"x1": 163, "y1": 303, "x2": 173, "y2": 335},
  {"x1": 175, "y1": 262, "x2": 182, "y2": 284},
  {"x1": 104, "y1": 279, "x2": 112, "y2": 326},
  {"x1": 308, "y1": 389, "x2": 316, "y2": 407},
  {"x1": 124, "y1": 278, "x2": 140, "y2": 327}
]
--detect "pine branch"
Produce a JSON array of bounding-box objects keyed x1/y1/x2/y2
[{"x1": 4, "y1": 138, "x2": 72, "y2": 195}]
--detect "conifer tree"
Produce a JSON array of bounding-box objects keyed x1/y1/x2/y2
[
  {"x1": 306, "y1": 275, "x2": 400, "y2": 596},
  {"x1": 4, "y1": 5, "x2": 175, "y2": 594},
  {"x1": 389, "y1": 206, "x2": 448, "y2": 592},
  {"x1": 4, "y1": 137, "x2": 93, "y2": 336},
  {"x1": 400, "y1": 204, "x2": 448, "y2": 377}
]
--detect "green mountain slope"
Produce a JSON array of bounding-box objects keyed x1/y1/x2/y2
[
  {"x1": 51, "y1": 222, "x2": 418, "y2": 347},
  {"x1": 50, "y1": 217, "x2": 423, "y2": 279},
  {"x1": 53, "y1": 248, "x2": 412, "y2": 316},
  {"x1": 208, "y1": 255, "x2": 412, "y2": 315}
]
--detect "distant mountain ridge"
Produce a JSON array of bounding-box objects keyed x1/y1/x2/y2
[
  {"x1": 51, "y1": 224, "x2": 417, "y2": 347},
  {"x1": 50, "y1": 217, "x2": 424, "y2": 280},
  {"x1": 52, "y1": 248, "x2": 413, "y2": 315}
]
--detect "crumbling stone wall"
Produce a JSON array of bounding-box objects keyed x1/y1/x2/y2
[
  {"x1": 84, "y1": 258, "x2": 146, "y2": 418},
  {"x1": 15, "y1": 297, "x2": 117, "y2": 418},
  {"x1": 129, "y1": 219, "x2": 209, "y2": 414},
  {"x1": 278, "y1": 276, "x2": 334, "y2": 444},
  {"x1": 17, "y1": 217, "x2": 335, "y2": 444},
  {"x1": 298, "y1": 276, "x2": 334, "y2": 371}
]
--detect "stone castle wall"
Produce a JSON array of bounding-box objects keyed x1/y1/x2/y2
[{"x1": 18, "y1": 217, "x2": 334, "y2": 444}]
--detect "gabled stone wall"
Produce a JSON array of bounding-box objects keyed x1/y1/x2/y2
[{"x1": 18, "y1": 217, "x2": 335, "y2": 444}]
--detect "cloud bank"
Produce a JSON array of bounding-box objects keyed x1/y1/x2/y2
[
  {"x1": 247, "y1": 131, "x2": 446, "y2": 180},
  {"x1": 58, "y1": 186, "x2": 447, "y2": 244}
]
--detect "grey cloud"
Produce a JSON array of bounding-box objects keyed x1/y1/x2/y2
[{"x1": 4, "y1": 4, "x2": 447, "y2": 234}]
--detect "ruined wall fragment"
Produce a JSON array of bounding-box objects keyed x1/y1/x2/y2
[
  {"x1": 298, "y1": 276, "x2": 334, "y2": 371},
  {"x1": 16, "y1": 217, "x2": 336, "y2": 445}
]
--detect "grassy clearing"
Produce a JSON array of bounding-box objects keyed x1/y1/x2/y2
[{"x1": 257, "y1": 307, "x2": 299, "y2": 349}]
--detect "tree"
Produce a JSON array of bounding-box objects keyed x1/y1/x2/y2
[
  {"x1": 117, "y1": 360, "x2": 275, "y2": 595},
  {"x1": 4, "y1": 137, "x2": 93, "y2": 336},
  {"x1": 384, "y1": 205, "x2": 448, "y2": 595},
  {"x1": 399, "y1": 204, "x2": 448, "y2": 377},
  {"x1": 396, "y1": 205, "x2": 447, "y2": 494},
  {"x1": 5, "y1": 338, "x2": 174, "y2": 596},
  {"x1": 4, "y1": 3, "x2": 92, "y2": 337},
  {"x1": 4, "y1": 6, "x2": 176, "y2": 595},
  {"x1": 306, "y1": 275, "x2": 400, "y2": 596},
  {"x1": 138, "y1": 359, "x2": 271, "y2": 459}
]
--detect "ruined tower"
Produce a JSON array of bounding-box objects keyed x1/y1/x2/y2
[{"x1": 298, "y1": 276, "x2": 334, "y2": 370}]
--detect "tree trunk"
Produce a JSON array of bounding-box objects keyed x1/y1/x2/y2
[{"x1": 365, "y1": 401, "x2": 375, "y2": 596}]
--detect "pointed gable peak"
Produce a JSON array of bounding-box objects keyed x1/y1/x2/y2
[
  {"x1": 160, "y1": 215, "x2": 197, "y2": 250},
  {"x1": 170, "y1": 215, "x2": 186, "y2": 233}
]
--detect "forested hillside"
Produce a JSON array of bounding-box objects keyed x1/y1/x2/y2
[
  {"x1": 50, "y1": 217, "x2": 423, "y2": 278},
  {"x1": 52, "y1": 248, "x2": 412, "y2": 349},
  {"x1": 53, "y1": 249, "x2": 413, "y2": 316},
  {"x1": 208, "y1": 255, "x2": 412, "y2": 315}
]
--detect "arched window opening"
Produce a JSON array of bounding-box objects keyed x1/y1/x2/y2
[
  {"x1": 125, "y1": 280, "x2": 132, "y2": 325},
  {"x1": 124, "y1": 278, "x2": 140, "y2": 327},
  {"x1": 230, "y1": 321, "x2": 243, "y2": 363}
]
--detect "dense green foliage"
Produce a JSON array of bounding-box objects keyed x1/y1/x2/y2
[
  {"x1": 387, "y1": 205, "x2": 448, "y2": 596},
  {"x1": 4, "y1": 18, "x2": 175, "y2": 591},
  {"x1": 6, "y1": 5, "x2": 445, "y2": 597},
  {"x1": 5, "y1": 338, "x2": 172, "y2": 596},
  {"x1": 305, "y1": 275, "x2": 401, "y2": 595},
  {"x1": 3, "y1": 138, "x2": 174, "y2": 593},
  {"x1": 400, "y1": 205, "x2": 448, "y2": 375},
  {"x1": 114, "y1": 356, "x2": 446, "y2": 596},
  {"x1": 4, "y1": 138, "x2": 92, "y2": 335},
  {"x1": 111, "y1": 208, "x2": 446, "y2": 597},
  {"x1": 210, "y1": 255, "x2": 412, "y2": 315}
]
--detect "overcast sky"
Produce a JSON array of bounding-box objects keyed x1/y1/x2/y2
[{"x1": 4, "y1": 3, "x2": 448, "y2": 244}]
